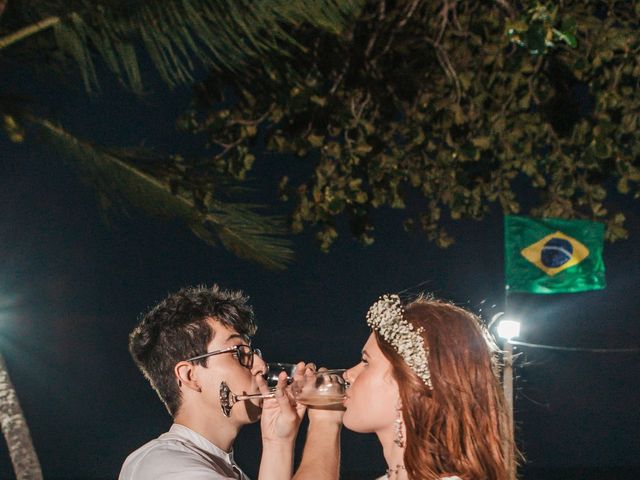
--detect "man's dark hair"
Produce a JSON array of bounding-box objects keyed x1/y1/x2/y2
[{"x1": 129, "y1": 284, "x2": 257, "y2": 416}]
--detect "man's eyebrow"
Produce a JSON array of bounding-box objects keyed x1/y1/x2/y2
[{"x1": 226, "y1": 333, "x2": 247, "y2": 343}]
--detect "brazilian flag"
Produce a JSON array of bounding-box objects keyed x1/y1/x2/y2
[{"x1": 504, "y1": 215, "x2": 606, "y2": 294}]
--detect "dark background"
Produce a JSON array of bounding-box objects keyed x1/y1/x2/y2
[{"x1": 0, "y1": 66, "x2": 639, "y2": 479}]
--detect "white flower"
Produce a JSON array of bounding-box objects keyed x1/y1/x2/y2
[{"x1": 366, "y1": 294, "x2": 432, "y2": 388}]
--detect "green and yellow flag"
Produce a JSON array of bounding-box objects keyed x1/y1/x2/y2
[{"x1": 504, "y1": 215, "x2": 606, "y2": 294}]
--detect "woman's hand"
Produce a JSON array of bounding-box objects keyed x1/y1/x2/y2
[{"x1": 306, "y1": 367, "x2": 345, "y2": 427}]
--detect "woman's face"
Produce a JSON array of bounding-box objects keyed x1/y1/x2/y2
[{"x1": 342, "y1": 333, "x2": 399, "y2": 434}]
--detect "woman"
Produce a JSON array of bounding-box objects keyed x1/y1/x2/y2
[{"x1": 342, "y1": 294, "x2": 515, "y2": 479}]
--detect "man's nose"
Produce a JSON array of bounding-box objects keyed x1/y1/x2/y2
[{"x1": 251, "y1": 355, "x2": 267, "y2": 377}]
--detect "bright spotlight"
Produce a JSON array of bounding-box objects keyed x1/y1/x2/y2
[{"x1": 497, "y1": 319, "x2": 520, "y2": 341}]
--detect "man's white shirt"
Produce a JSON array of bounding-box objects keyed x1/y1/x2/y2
[{"x1": 119, "y1": 423, "x2": 250, "y2": 480}]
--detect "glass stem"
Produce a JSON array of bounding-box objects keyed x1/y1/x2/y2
[{"x1": 234, "y1": 392, "x2": 275, "y2": 401}]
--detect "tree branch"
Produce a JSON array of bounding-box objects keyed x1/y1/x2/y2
[
  {"x1": 373, "y1": 0, "x2": 420, "y2": 62},
  {"x1": 0, "y1": 16, "x2": 60, "y2": 51}
]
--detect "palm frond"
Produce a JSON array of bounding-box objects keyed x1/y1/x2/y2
[
  {"x1": 21, "y1": 112, "x2": 294, "y2": 269},
  {"x1": 1, "y1": 0, "x2": 364, "y2": 93},
  {"x1": 205, "y1": 202, "x2": 295, "y2": 270}
]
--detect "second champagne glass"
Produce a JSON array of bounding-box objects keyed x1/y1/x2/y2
[{"x1": 291, "y1": 369, "x2": 348, "y2": 406}]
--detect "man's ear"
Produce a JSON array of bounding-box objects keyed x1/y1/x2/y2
[{"x1": 175, "y1": 361, "x2": 201, "y2": 392}]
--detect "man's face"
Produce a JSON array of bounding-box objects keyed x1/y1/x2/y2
[{"x1": 196, "y1": 318, "x2": 266, "y2": 424}]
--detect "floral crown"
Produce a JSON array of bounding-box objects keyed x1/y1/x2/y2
[{"x1": 366, "y1": 294, "x2": 432, "y2": 389}]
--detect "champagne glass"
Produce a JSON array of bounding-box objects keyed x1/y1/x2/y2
[
  {"x1": 218, "y1": 362, "x2": 297, "y2": 417},
  {"x1": 262, "y1": 362, "x2": 297, "y2": 388},
  {"x1": 291, "y1": 369, "x2": 348, "y2": 406},
  {"x1": 219, "y1": 368, "x2": 348, "y2": 416}
]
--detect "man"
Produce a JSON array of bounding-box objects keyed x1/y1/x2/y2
[{"x1": 119, "y1": 284, "x2": 304, "y2": 480}]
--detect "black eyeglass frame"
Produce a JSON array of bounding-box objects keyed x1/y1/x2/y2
[{"x1": 183, "y1": 344, "x2": 262, "y2": 369}]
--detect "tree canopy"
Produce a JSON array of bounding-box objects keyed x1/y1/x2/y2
[
  {"x1": 179, "y1": 0, "x2": 640, "y2": 250},
  {"x1": 0, "y1": 0, "x2": 362, "y2": 268},
  {"x1": 2, "y1": 0, "x2": 639, "y2": 257}
]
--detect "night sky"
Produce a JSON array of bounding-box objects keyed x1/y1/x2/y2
[{"x1": 1, "y1": 63, "x2": 639, "y2": 480}]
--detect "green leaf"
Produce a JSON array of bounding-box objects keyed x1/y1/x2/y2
[
  {"x1": 554, "y1": 29, "x2": 577, "y2": 48},
  {"x1": 310, "y1": 95, "x2": 327, "y2": 106},
  {"x1": 355, "y1": 191, "x2": 368, "y2": 204},
  {"x1": 354, "y1": 143, "x2": 373, "y2": 154},
  {"x1": 507, "y1": 20, "x2": 529, "y2": 33},
  {"x1": 243, "y1": 153, "x2": 256, "y2": 170},
  {"x1": 2, "y1": 114, "x2": 25, "y2": 143},
  {"x1": 307, "y1": 133, "x2": 325, "y2": 147},
  {"x1": 617, "y1": 177, "x2": 629, "y2": 194},
  {"x1": 471, "y1": 136, "x2": 491, "y2": 150}
]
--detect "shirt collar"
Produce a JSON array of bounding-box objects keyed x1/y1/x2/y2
[{"x1": 169, "y1": 423, "x2": 237, "y2": 465}]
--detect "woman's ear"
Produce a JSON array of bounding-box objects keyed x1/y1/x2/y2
[{"x1": 175, "y1": 361, "x2": 201, "y2": 392}]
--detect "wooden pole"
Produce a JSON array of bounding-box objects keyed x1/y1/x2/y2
[
  {"x1": 502, "y1": 284, "x2": 516, "y2": 479},
  {"x1": 503, "y1": 340, "x2": 515, "y2": 480}
]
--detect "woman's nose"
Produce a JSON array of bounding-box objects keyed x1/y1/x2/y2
[{"x1": 344, "y1": 365, "x2": 359, "y2": 383}]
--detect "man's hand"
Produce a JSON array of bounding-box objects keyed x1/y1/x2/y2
[
  {"x1": 258, "y1": 361, "x2": 309, "y2": 444},
  {"x1": 257, "y1": 362, "x2": 315, "y2": 480}
]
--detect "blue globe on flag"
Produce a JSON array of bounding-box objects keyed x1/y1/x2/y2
[
  {"x1": 541, "y1": 238, "x2": 573, "y2": 268},
  {"x1": 519, "y1": 230, "x2": 591, "y2": 277}
]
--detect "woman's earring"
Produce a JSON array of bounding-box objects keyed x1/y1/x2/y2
[{"x1": 394, "y1": 401, "x2": 405, "y2": 448}]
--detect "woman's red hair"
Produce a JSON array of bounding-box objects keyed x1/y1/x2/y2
[{"x1": 376, "y1": 296, "x2": 516, "y2": 479}]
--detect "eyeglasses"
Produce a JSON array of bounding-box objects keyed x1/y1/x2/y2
[{"x1": 184, "y1": 344, "x2": 262, "y2": 369}]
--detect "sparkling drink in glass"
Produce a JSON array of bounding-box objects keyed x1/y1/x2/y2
[{"x1": 291, "y1": 369, "x2": 348, "y2": 406}]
